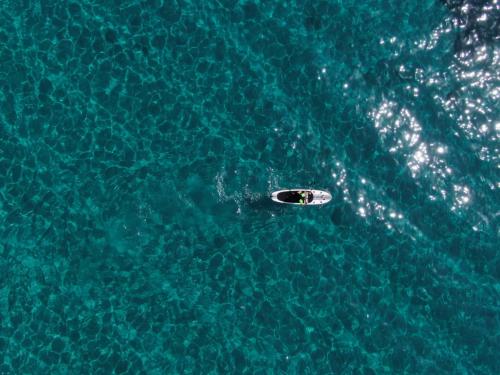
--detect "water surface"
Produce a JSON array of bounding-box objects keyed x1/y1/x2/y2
[{"x1": 0, "y1": 0, "x2": 498, "y2": 373}]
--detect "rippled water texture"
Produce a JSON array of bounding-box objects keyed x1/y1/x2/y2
[{"x1": 0, "y1": 0, "x2": 498, "y2": 373}]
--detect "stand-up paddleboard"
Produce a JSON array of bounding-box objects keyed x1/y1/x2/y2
[{"x1": 271, "y1": 189, "x2": 332, "y2": 206}]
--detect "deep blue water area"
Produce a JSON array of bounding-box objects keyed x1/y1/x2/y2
[{"x1": 0, "y1": 0, "x2": 499, "y2": 373}]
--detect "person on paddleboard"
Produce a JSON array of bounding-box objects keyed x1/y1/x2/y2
[{"x1": 299, "y1": 191, "x2": 310, "y2": 205}]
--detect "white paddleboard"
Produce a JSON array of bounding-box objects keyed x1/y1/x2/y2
[{"x1": 271, "y1": 189, "x2": 332, "y2": 206}]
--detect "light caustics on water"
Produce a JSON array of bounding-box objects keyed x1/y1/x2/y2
[
  {"x1": 330, "y1": 159, "x2": 410, "y2": 233},
  {"x1": 301, "y1": 2, "x2": 498, "y2": 240},
  {"x1": 366, "y1": 11, "x2": 498, "y2": 233}
]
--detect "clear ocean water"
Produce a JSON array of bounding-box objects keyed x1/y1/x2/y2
[{"x1": 0, "y1": 0, "x2": 499, "y2": 373}]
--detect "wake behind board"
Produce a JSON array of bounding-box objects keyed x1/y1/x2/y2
[{"x1": 271, "y1": 189, "x2": 332, "y2": 206}]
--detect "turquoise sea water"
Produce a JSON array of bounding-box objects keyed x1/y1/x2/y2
[{"x1": 0, "y1": 0, "x2": 499, "y2": 373}]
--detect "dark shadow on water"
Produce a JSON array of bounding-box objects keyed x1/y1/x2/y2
[
  {"x1": 245, "y1": 194, "x2": 336, "y2": 218},
  {"x1": 247, "y1": 195, "x2": 276, "y2": 211},
  {"x1": 330, "y1": 202, "x2": 357, "y2": 227},
  {"x1": 441, "y1": 0, "x2": 499, "y2": 51},
  {"x1": 245, "y1": 195, "x2": 290, "y2": 218}
]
